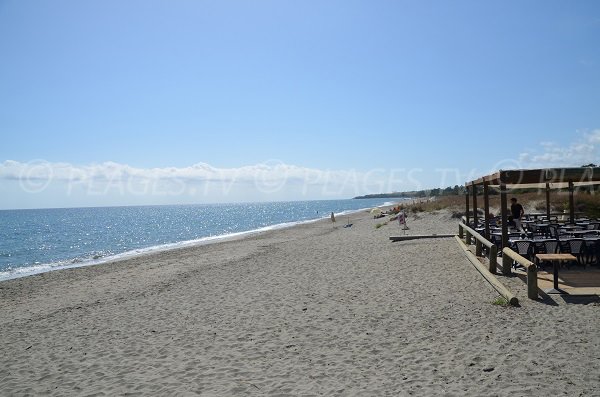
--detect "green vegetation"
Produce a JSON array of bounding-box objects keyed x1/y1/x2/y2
[
  {"x1": 402, "y1": 196, "x2": 466, "y2": 214},
  {"x1": 365, "y1": 189, "x2": 600, "y2": 220},
  {"x1": 355, "y1": 185, "x2": 468, "y2": 200},
  {"x1": 492, "y1": 296, "x2": 510, "y2": 306},
  {"x1": 361, "y1": 164, "x2": 600, "y2": 218}
]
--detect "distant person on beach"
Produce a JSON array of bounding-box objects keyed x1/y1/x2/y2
[
  {"x1": 331, "y1": 212, "x2": 336, "y2": 223},
  {"x1": 510, "y1": 198, "x2": 525, "y2": 232}
]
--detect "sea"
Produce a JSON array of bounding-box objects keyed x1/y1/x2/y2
[{"x1": 0, "y1": 198, "x2": 397, "y2": 281}]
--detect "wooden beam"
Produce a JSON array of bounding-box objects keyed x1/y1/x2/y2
[
  {"x1": 465, "y1": 187, "x2": 470, "y2": 226},
  {"x1": 500, "y1": 179, "x2": 509, "y2": 275},
  {"x1": 471, "y1": 182, "x2": 478, "y2": 228},
  {"x1": 468, "y1": 167, "x2": 600, "y2": 187},
  {"x1": 389, "y1": 234, "x2": 455, "y2": 242},
  {"x1": 545, "y1": 182, "x2": 551, "y2": 219},
  {"x1": 470, "y1": 171, "x2": 502, "y2": 186},
  {"x1": 458, "y1": 221, "x2": 497, "y2": 273},
  {"x1": 455, "y1": 236, "x2": 518, "y2": 306},
  {"x1": 502, "y1": 248, "x2": 538, "y2": 300},
  {"x1": 569, "y1": 181, "x2": 575, "y2": 223},
  {"x1": 483, "y1": 181, "x2": 490, "y2": 240}
]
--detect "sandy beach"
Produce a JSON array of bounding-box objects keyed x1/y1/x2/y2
[{"x1": 1, "y1": 208, "x2": 599, "y2": 396}]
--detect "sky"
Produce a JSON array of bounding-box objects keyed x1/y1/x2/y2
[{"x1": 1, "y1": 0, "x2": 599, "y2": 209}]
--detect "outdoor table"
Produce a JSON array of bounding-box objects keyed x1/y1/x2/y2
[
  {"x1": 568, "y1": 230, "x2": 599, "y2": 237},
  {"x1": 491, "y1": 232, "x2": 523, "y2": 248},
  {"x1": 531, "y1": 237, "x2": 556, "y2": 242},
  {"x1": 535, "y1": 253, "x2": 576, "y2": 294},
  {"x1": 560, "y1": 225, "x2": 584, "y2": 232},
  {"x1": 583, "y1": 236, "x2": 600, "y2": 241},
  {"x1": 532, "y1": 223, "x2": 550, "y2": 237},
  {"x1": 490, "y1": 232, "x2": 502, "y2": 246}
]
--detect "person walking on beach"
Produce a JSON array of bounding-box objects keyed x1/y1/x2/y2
[
  {"x1": 330, "y1": 212, "x2": 336, "y2": 224},
  {"x1": 510, "y1": 197, "x2": 525, "y2": 233}
]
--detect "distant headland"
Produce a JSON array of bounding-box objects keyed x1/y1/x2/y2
[{"x1": 354, "y1": 185, "x2": 466, "y2": 200}]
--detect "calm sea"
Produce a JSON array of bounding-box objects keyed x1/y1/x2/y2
[{"x1": 0, "y1": 199, "x2": 396, "y2": 281}]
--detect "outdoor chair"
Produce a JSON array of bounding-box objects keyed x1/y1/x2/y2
[
  {"x1": 512, "y1": 240, "x2": 533, "y2": 270},
  {"x1": 580, "y1": 230, "x2": 598, "y2": 238},
  {"x1": 586, "y1": 223, "x2": 600, "y2": 231},
  {"x1": 544, "y1": 240, "x2": 560, "y2": 255},
  {"x1": 490, "y1": 234, "x2": 502, "y2": 251},
  {"x1": 548, "y1": 225, "x2": 561, "y2": 240},
  {"x1": 529, "y1": 224, "x2": 545, "y2": 240},
  {"x1": 533, "y1": 241, "x2": 547, "y2": 255},
  {"x1": 559, "y1": 240, "x2": 571, "y2": 254},
  {"x1": 585, "y1": 239, "x2": 600, "y2": 266},
  {"x1": 568, "y1": 239, "x2": 586, "y2": 267},
  {"x1": 513, "y1": 240, "x2": 534, "y2": 260},
  {"x1": 534, "y1": 240, "x2": 560, "y2": 270}
]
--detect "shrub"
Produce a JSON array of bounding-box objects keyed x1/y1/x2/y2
[
  {"x1": 492, "y1": 296, "x2": 509, "y2": 306},
  {"x1": 411, "y1": 205, "x2": 424, "y2": 213}
]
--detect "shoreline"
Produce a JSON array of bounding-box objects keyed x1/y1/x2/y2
[
  {"x1": 0, "y1": 217, "x2": 321, "y2": 283},
  {"x1": 1, "y1": 207, "x2": 599, "y2": 395},
  {"x1": 0, "y1": 202, "x2": 396, "y2": 283}
]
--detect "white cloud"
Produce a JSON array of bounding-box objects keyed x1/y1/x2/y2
[
  {"x1": 517, "y1": 130, "x2": 600, "y2": 168},
  {"x1": 0, "y1": 160, "x2": 369, "y2": 187},
  {"x1": 0, "y1": 160, "x2": 428, "y2": 208}
]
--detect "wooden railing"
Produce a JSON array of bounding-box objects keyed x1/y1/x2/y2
[
  {"x1": 458, "y1": 219, "x2": 539, "y2": 301},
  {"x1": 454, "y1": 236, "x2": 518, "y2": 305},
  {"x1": 458, "y1": 219, "x2": 500, "y2": 274},
  {"x1": 502, "y1": 248, "x2": 538, "y2": 300}
]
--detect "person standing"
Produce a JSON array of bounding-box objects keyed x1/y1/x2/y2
[{"x1": 510, "y1": 197, "x2": 525, "y2": 233}]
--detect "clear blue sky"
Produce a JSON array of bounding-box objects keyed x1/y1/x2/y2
[{"x1": 1, "y1": 1, "x2": 599, "y2": 208}]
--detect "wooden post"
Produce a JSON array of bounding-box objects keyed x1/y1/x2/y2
[
  {"x1": 500, "y1": 175, "x2": 510, "y2": 275},
  {"x1": 483, "y1": 181, "x2": 490, "y2": 240},
  {"x1": 502, "y1": 247, "x2": 537, "y2": 300},
  {"x1": 489, "y1": 245, "x2": 497, "y2": 274},
  {"x1": 569, "y1": 181, "x2": 575, "y2": 223},
  {"x1": 458, "y1": 222, "x2": 464, "y2": 239},
  {"x1": 465, "y1": 186, "x2": 470, "y2": 226},
  {"x1": 527, "y1": 264, "x2": 538, "y2": 300},
  {"x1": 472, "y1": 182, "x2": 478, "y2": 228},
  {"x1": 502, "y1": 249, "x2": 512, "y2": 276},
  {"x1": 546, "y1": 182, "x2": 551, "y2": 220},
  {"x1": 476, "y1": 239, "x2": 482, "y2": 257}
]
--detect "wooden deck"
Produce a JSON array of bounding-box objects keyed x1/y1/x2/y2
[{"x1": 514, "y1": 265, "x2": 600, "y2": 295}]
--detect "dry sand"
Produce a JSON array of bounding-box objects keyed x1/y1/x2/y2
[{"x1": 1, "y1": 208, "x2": 599, "y2": 396}]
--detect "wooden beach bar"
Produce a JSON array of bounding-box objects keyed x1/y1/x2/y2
[
  {"x1": 463, "y1": 167, "x2": 600, "y2": 297},
  {"x1": 465, "y1": 167, "x2": 600, "y2": 253}
]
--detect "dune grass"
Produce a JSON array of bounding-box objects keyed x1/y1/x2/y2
[{"x1": 399, "y1": 190, "x2": 600, "y2": 219}]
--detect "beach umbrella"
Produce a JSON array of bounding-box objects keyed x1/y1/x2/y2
[{"x1": 370, "y1": 208, "x2": 382, "y2": 215}]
